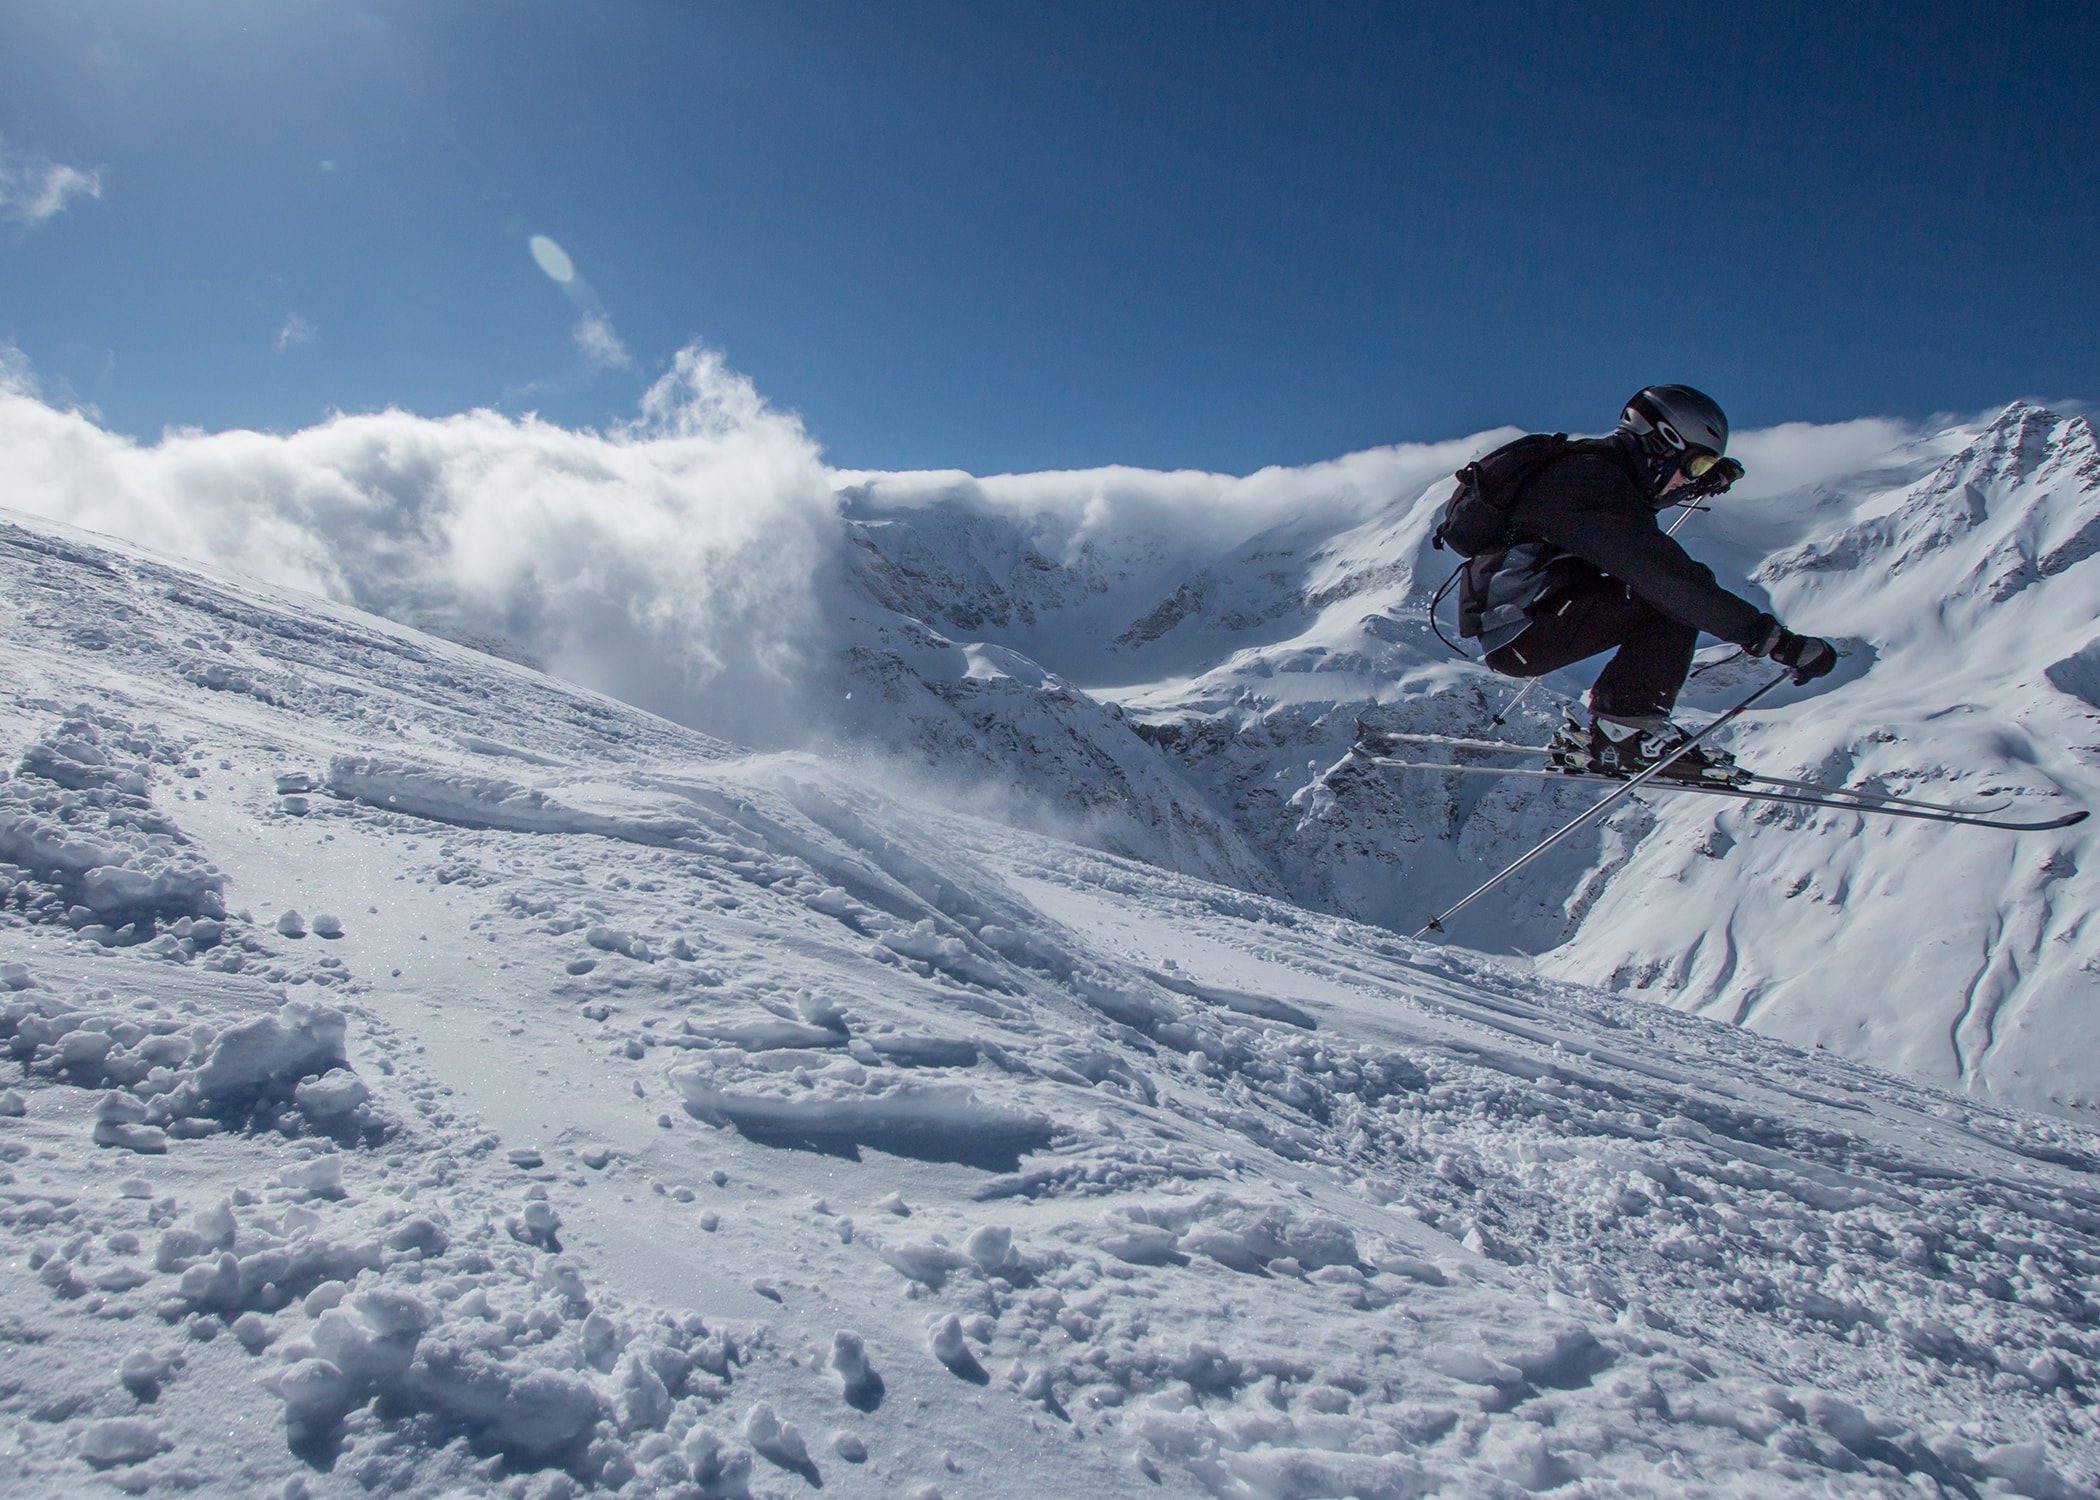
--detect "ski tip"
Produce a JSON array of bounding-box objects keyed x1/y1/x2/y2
[{"x1": 1962, "y1": 806, "x2": 2088, "y2": 831}]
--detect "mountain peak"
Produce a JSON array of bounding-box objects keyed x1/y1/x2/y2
[{"x1": 1952, "y1": 401, "x2": 2093, "y2": 491}]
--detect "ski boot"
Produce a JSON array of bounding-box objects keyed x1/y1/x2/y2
[{"x1": 1549, "y1": 715, "x2": 1747, "y2": 786}]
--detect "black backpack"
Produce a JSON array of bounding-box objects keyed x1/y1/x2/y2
[{"x1": 1430, "y1": 432, "x2": 1568, "y2": 555}]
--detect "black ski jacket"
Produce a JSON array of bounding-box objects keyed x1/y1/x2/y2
[{"x1": 1456, "y1": 433, "x2": 1768, "y2": 651}]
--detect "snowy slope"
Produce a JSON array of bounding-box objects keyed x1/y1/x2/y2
[
  {"x1": 9, "y1": 511, "x2": 2100, "y2": 1498},
  {"x1": 822, "y1": 590, "x2": 1281, "y2": 898}
]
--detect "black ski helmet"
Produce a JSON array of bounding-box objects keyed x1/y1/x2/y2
[
  {"x1": 1618, "y1": 384, "x2": 1728, "y2": 461},
  {"x1": 1617, "y1": 386, "x2": 1728, "y2": 501}
]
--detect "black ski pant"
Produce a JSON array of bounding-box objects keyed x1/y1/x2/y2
[{"x1": 1483, "y1": 573, "x2": 1697, "y2": 721}]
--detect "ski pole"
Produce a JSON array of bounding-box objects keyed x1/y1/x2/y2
[
  {"x1": 1415, "y1": 672, "x2": 1790, "y2": 940},
  {"x1": 1488, "y1": 677, "x2": 1539, "y2": 728},
  {"x1": 1488, "y1": 504, "x2": 1706, "y2": 729}
]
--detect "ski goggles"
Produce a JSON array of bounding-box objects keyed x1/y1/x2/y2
[{"x1": 1648, "y1": 419, "x2": 1722, "y2": 476}]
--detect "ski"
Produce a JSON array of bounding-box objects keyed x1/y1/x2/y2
[
  {"x1": 1355, "y1": 730, "x2": 2013, "y2": 816},
  {"x1": 1413, "y1": 675, "x2": 1797, "y2": 937},
  {"x1": 1366, "y1": 757, "x2": 2087, "y2": 832}
]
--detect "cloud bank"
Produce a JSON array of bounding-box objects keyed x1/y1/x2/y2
[
  {"x1": 0, "y1": 347, "x2": 839, "y2": 748},
  {"x1": 1727, "y1": 417, "x2": 1926, "y2": 501},
  {"x1": 0, "y1": 136, "x2": 101, "y2": 229},
  {"x1": 834, "y1": 435, "x2": 1489, "y2": 576}
]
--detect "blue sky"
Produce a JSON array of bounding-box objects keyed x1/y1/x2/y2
[{"x1": 1, "y1": 1, "x2": 2094, "y2": 474}]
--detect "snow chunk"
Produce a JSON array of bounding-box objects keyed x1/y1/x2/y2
[
  {"x1": 615, "y1": 1348, "x2": 673, "y2": 1432},
  {"x1": 281, "y1": 1155, "x2": 344, "y2": 1196},
  {"x1": 119, "y1": 1350, "x2": 178, "y2": 1399},
  {"x1": 93, "y1": 1118, "x2": 169, "y2": 1154},
  {"x1": 927, "y1": 1313, "x2": 989, "y2": 1383},
  {"x1": 879, "y1": 919, "x2": 1015, "y2": 991},
  {"x1": 742, "y1": 1402, "x2": 816, "y2": 1483},
  {"x1": 4, "y1": 989, "x2": 375, "y2": 1155},
  {"x1": 311, "y1": 1289, "x2": 430, "y2": 1384},
  {"x1": 963, "y1": 1224, "x2": 1014, "y2": 1273},
  {"x1": 682, "y1": 1015, "x2": 846, "y2": 1051},
  {"x1": 1100, "y1": 1220, "x2": 1183, "y2": 1267},
  {"x1": 875, "y1": 1239, "x2": 970, "y2": 1289},
  {"x1": 193, "y1": 1000, "x2": 348, "y2": 1105},
  {"x1": 78, "y1": 1417, "x2": 168, "y2": 1468},
  {"x1": 232, "y1": 1311, "x2": 274, "y2": 1353},
  {"x1": 273, "y1": 1357, "x2": 353, "y2": 1437},
  {"x1": 670, "y1": 1058, "x2": 1052, "y2": 1171},
  {"x1": 327, "y1": 756, "x2": 700, "y2": 846},
  {"x1": 682, "y1": 1427, "x2": 754, "y2": 1498},
  {"x1": 829, "y1": 1330, "x2": 884, "y2": 1411},
  {"x1": 293, "y1": 1071, "x2": 371, "y2": 1121},
  {"x1": 586, "y1": 924, "x2": 655, "y2": 961}
]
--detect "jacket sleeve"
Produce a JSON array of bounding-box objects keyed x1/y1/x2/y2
[{"x1": 1522, "y1": 457, "x2": 1770, "y2": 648}]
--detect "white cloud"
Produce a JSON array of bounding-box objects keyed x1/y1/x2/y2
[
  {"x1": 1727, "y1": 417, "x2": 1926, "y2": 501},
  {"x1": 0, "y1": 343, "x2": 841, "y2": 749},
  {"x1": 574, "y1": 312, "x2": 633, "y2": 372},
  {"x1": 0, "y1": 340, "x2": 37, "y2": 397},
  {"x1": 275, "y1": 313, "x2": 318, "y2": 353},
  {"x1": 832, "y1": 431, "x2": 1506, "y2": 577},
  {"x1": 0, "y1": 136, "x2": 102, "y2": 228}
]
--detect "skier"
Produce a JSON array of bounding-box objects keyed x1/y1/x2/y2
[{"x1": 1454, "y1": 384, "x2": 1837, "y2": 781}]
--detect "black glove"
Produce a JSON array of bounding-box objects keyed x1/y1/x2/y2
[{"x1": 1751, "y1": 617, "x2": 1838, "y2": 683}]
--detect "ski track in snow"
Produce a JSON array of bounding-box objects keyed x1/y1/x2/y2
[{"x1": 5, "y1": 519, "x2": 2100, "y2": 1496}]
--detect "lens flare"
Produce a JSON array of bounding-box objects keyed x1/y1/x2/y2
[{"x1": 528, "y1": 234, "x2": 576, "y2": 284}]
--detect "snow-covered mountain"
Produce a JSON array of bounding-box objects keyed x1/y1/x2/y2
[
  {"x1": 833, "y1": 404, "x2": 2100, "y2": 1118},
  {"x1": 8, "y1": 506, "x2": 2100, "y2": 1498}
]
